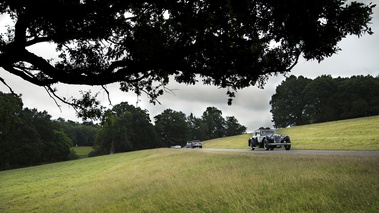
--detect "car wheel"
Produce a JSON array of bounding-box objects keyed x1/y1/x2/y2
[
  {"x1": 250, "y1": 142, "x2": 255, "y2": 150},
  {"x1": 284, "y1": 139, "x2": 291, "y2": 151},
  {"x1": 263, "y1": 138, "x2": 270, "y2": 151}
]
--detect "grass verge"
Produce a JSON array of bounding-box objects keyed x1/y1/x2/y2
[{"x1": 1, "y1": 148, "x2": 378, "y2": 212}]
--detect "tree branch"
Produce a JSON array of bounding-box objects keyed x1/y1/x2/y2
[
  {"x1": 0, "y1": 77, "x2": 16, "y2": 95},
  {"x1": 44, "y1": 86, "x2": 63, "y2": 113},
  {"x1": 101, "y1": 85, "x2": 112, "y2": 106}
]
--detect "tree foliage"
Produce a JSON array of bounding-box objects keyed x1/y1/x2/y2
[
  {"x1": 1, "y1": 92, "x2": 246, "y2": 163},
  {"x1": 154, "y1": 109, "x2": 189, "y2": 147},
  {"x1": 270, "y1": 76, "x2": 311, "y2": 127},
  {"x1": 0, "y1": 96, "x2": 74, "y2": 170},
  {"x1": 225, "y1": 116, "x2": 247, "y2": 137},
  {"x1": 91, "y1": 104, "x2": 247, "y2": 154},
  {"x1": 202, "y1": 107, "x2": 226, "y2": 139},
  {"x1": 154, "y1": 106, "x2": 247, "y2": 146},
  {"x1": 89, "y1": 102, "x2": 162, "y2": 156},
  {"x1": 55, "y1": 118, "x2": 99, "y2": 146},
  {"x1": 270, "y1": 75, "x2": 379, "y2": 128},
  {"x1": 0, "y1": 92, "x2": 23, "y2": 134},
  {"x1": 0, "y1": 0, "x2": 375, "y2": 117}
]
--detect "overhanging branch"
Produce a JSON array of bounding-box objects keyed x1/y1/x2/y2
[{"x1": 0, "y1": 77, "x2": 16, "y2": 95}]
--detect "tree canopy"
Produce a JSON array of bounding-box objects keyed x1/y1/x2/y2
[
  {"x1": 0, "y1": 0, "x2": 375, "y2": 118},
  {"x1": 0, "y1": 93, "x2": 75, "y2": 170},
  {"x1": 270, "y1": 75, "x2": 379, "y2": 128}
]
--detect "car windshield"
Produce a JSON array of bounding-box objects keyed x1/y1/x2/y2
[{"x1": 261, "y1": 130, "x2": 276, "y2": 136}]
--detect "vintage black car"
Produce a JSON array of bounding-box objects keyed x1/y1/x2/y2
[{"x1": 248, "y1": 129, "x2": 291, "y2": 151}]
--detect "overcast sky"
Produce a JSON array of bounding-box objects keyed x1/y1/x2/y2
[{"x1": 1, "y1": 1, "x2": 378, "y2": 132}]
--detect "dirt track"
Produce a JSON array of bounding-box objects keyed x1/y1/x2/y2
[{"x1": 185, "y1": 148, "x2": 379, "y2": 156}]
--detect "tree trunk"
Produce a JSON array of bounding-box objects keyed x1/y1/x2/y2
[{"x1": 110, "y1": 140, "x2": 115, "y2": 154}]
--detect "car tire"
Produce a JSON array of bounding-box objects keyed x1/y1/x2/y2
[
  {"x1": 263, "y1": 138, "x2": 270, "y2": 151},
  {"x1": 284, "y1": 139, "x2": 291, "y2": 151},
  {"x1": 250, "y1": 142, "x2": 255, "y2": 150}
]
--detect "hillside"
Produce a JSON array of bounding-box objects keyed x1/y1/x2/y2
[
  {"x1": 203, "y1": 115, "x2": 379, "y2": 151},
  {"x1": 1, "y1": 148, "x2": 378, "y2": 212},
  {"x1": 1, "y1": 116, "x2": 378, "y2": 212}
]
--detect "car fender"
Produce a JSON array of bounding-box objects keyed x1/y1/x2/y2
[{"x1": 281, "y1": 135, "x2": 291, "y2": 142}]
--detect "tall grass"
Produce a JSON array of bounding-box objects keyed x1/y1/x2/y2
[{"x1": 1, "y1": 148, "x2": 378, "y2": 212}]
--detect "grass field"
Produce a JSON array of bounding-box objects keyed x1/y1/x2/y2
[
  {"x1": 203, "y1": 116, "x2": 379, "y2": 150},
  {"x1": 72, "y1": 146, "x2": 93, "y2": 156},
  {"x1": 1, "y1": 116, "x2": 378, "y2": 212},
  {"x1": 0, "y1": 148, "x2": 378, "y2": 212}
]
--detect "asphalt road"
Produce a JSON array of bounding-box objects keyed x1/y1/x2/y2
[{"x1": 185, "y1": 148, "x2": 379, "y2": 157}]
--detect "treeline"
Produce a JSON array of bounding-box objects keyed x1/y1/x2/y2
[
  {"x1": 56, "y1": 118, "x2": 99, "y2": 146},
  {"x1": 1, "y1": 92, "x2": 246, "y2": 169},
  {"x1": 90, "y1": 103, "x2": 247, "y2": 156},
  {"x1": 0, "y1": 92, "x2": 76, "y2": 170},
  {"x1": 155, "y1": 106, "x2": 247, "y2": 147},
  {"x1": 270, "y1": 75, "x2": 379, "y2": 128}
]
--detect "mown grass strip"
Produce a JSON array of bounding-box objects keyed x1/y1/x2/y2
[{"x1": 1, "y1": 148, "x2": 378, "y2": 212}]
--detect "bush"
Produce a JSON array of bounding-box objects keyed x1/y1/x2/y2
[{"x1": 68, "y1": 149, "x2": 79, "y2": 160}]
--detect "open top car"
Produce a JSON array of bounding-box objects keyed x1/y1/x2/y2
[{"x1": 248, "y1": 129, "x2": 291, "y2": 151}]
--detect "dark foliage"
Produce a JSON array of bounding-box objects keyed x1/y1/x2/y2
[
  {"x1": 154, "y1": 109, "x2": 189, "y2": 147},
  {"x1": 155, "y1": 106, "x2": 247, "y2": 146},
  {"x1": 91, "y1": 103, "x2": 247, "y2": 155},
  {"x1": 0, "y1": 0, "x2": 375, "y2": 118},
  {"x1": 55, "y1": 118, "x2": 99, "y2": 146},
  {"x1": 270, "y1": 75, "x2": 379, "y2": 128},
  {"x1": 89, "y1": 102, "x2": 163, "y2": 156},
  {"x1": 0, "y1": 94, "x2": 73, "y2": 170}
]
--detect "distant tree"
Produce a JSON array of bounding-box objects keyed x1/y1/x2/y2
[
  {"x1": 0, "y1": 92, "x2": 23, "y2": 134},
  {"x1": 270, "y1": 75, "x2": 312, "y2": 128},
  {"x1": 270, "y1": 75, "x2": 379, "y2": 127},
  {"x1": 303, "y1": 75, "x2": 339, "y2": 123},
  {"x1": 75, "y1": 125, "x2": 98, "y2": 146},
  {"x1": 114, "y1": 103, "x2": 162, "y2": 150},
  {"x1": 187, "y1": 113, "x2": 208, "y2": 141},
  {"x1": 55, "y1": 118, "x2": 99, "y2": 146},
  {"x1": 52, "y1": 130, "x2": 73, "y2": 161},
  {"x1": 90, "y1": 102, "x2": 162, "y2": 156},
  {"x1": 337, "y1": 75, "x2": 379, "y2": 119},
  {"x1": 202, "y1": 107, "x2": 226, "y2": 139},
  {"x1": 154, "y1": 109, "x2": 189, "y2": 147},
  {"x1": 0, "y1": 1, "x2": 375, "y2": 118},
  {"x1": 224, "y1": 116, "x2": 247, "y2": 136},
  {"x1": 0, "y1": 119, "x2": 43, "y2": 169},
  {"x1": 0, "y1": 107, "x2": 73, "y2": 170}
]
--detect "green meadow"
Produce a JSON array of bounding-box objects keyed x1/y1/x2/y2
[
  {"x1": 1, "y1": 116, "x2": 379, "y2": 212},
  {"x1": 72, "y1": 146, "x2": 94, "y2": 156},
  {"x1": 1, "y1": 149, "x2": 378, "y2": 212},
  {"x1": 203, "y1": 115, "x2": 379, "y2": 150}
]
